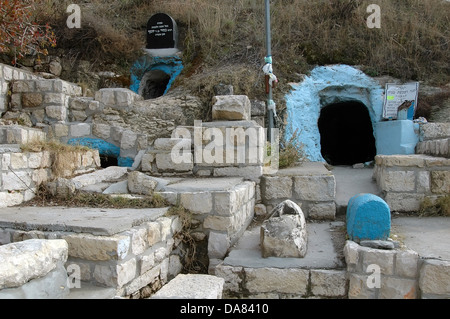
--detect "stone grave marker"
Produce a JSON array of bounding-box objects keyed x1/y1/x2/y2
[
  {"x1": 146, "y1": 13, "x2": 178, "y2": 50},
  {"x1": 346, "y1": 193, "x2": 391, "y2": 242}
]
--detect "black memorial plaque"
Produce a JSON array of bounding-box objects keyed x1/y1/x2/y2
[{"x1": 146, "y1": 13, "x2": 178, "y2": 49}]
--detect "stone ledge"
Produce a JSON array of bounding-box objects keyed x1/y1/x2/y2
[{"x1": 151, "y1": 274, "x2": 225, "y2": 299}]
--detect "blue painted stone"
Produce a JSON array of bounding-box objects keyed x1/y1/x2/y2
[
  {"x1": 375, "y1": 120, "x2": 419, "y2": 155},
  {"x1": 68, "y1": 138, "x2": 120, "y2": 157},
  {"x1": 118, "y1": 157, "x2": 134, "y2": 168},
  {"x1": 346, "y1": 193, "x2": 391, "y2": 241}
]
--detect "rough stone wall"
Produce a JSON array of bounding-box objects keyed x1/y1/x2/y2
[
  {"x1": 0, "y1": 213, "x2": 184, "y2": 298},
  {"x1": 156, "y1": 180, "x2": 256, "y2": 261},
  {"x1": 416, "y1": 123, "x2": 450, "y2": 158},
  {"x1": 260, "y1": 163, "x2": 336, "y2": 220},
  {"x1": 373, "y1": 154, "x2": 450, "y2": 212},
  {"x1": 345, "y1": 240, "x2": 450, "y2": 299},
  {"x1": 215, "y1": 264, "x2": 347, "y2": 299},
  {"x1": 0, "y1": 63, "x2": 40, "y2": 115},
  {"x1": 9, "y1": 79, "x2": 82, "y2": 125}
]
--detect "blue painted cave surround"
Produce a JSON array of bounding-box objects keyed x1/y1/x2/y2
[
  {"x1": 68, "y1": 137, "x2": 134, "y2": 167},
  {"x1": 129, "y1": 54, "x2": 183, "y2": 96},
  {"x1": 285, "y1": 64, "x2": 385, "y2": 162}
]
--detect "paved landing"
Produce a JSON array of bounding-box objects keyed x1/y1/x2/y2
[
  {"x1": 392, "y1": 216, "x2": 450, "y2": 261},
  {"x1": 223, "y1": 221, "x2": 346, "y2": 269},
  {"x1": 0, "y1": 206, "x2": 168, "y2": 236}
]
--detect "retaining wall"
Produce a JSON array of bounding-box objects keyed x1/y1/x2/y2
[
  {"x1": 373, "y1": 154, "x2": 450, "y2": 212},
  {"x1": 0, "y1": 211, "x2": 183, "y2": 298}
]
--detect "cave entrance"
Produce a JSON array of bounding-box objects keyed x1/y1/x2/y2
[
  {"x1": 140, "y1": 70, "x2": 170, "y2": 99},
  {"x1": 100, "y1": 155, "x2": 118, "y2": 168},
  {"x1": 318, "y1": 101, "x2": 376, "y2": 166}
]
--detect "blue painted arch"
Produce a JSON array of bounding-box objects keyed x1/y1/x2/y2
[
  {"x1": 130, "y1": 55, "x2": 183, "y2": 97},
  {"x1": 285, "y1": 64, "x2": 385, "y2": 162}
]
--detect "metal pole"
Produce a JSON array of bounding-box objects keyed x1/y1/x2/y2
[{"x1": 265, "y1": 0, "x2": 274, "y2": 141}]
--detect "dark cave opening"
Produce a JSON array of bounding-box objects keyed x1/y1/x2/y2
[
  {"x1": 100, "y1": 155, "x2": 118, "y2": 168},
  {"x1": 318, "y1": 101, "x2": 376, "y2": 166},
  {"x1": 140, "y1": 70, "x2": 170, "y2": 100}
]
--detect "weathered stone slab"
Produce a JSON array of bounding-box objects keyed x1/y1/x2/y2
[
  {"x1": 212, "y1": 95, "x2": 251, "y2": 121},
  {"x1": 0, "y1": 239, "x2": 68, "y2": 289},
  {"x1": 151, "y1": 274, "x2": 225, "y2": 299},
  {"x1": 261, "y1": 200, "x2": 307, "y2": 258}
]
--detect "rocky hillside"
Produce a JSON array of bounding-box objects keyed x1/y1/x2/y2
[{"x1": 2, "y1": 0, "x2": 449, "y2": 122}]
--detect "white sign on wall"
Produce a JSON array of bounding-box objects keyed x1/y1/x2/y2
[{"x1": 383, "y1": 82, "x2": 419, "y2": 120}]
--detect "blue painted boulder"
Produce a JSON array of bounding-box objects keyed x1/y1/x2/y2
[{"x1": 346, "y1": 193, "x2": 391, "y2": 241}]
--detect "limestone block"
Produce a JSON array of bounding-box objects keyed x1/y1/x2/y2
[
  {"x1": 395, "y1": 249, "x2": 419, "y2": 278},
  {"x1": 348, "y1": 273, "x2": 376, "y2": 299},
  {"x1": 95, "y1": 89, "x2": 116, "y2": 106},
  {"x1": 360, "y1": 246, "x2": 395, "y2": 276},
  {"x1": 180, "y1": 192, "x2": 213, "y2": 214},
  {"x1": 245, "y1": 268, "x2": 309, "y2": 294},
  {"x1": 430, "y1": 171, "x2": 450, "y2": 194},
  {"x1": 156, "y1": 152, "x2": 193, "y2": 172},
  {"x1": 380, "y1": 277, "x2": 417, "y2": 299},
  {"x1": 10, "y1": 153, "x2": 27, "y2": 169},
  {"x1": 214, "y1": 264, "x2": 243, "y2": 293},
  {"x1": 213, "y1": 166, "x2": 263, "y2": 181},
  {"x1": 22, "y1": 93, "x2": 43, "y2": 108},
  {"x1": 378, "y1": 170, "x2": 416, "y2": 192},
  {"x1": 207, "y1": 231, "x2": 229, "y2": 259},
  {"x1": 71, "y1": 166, "x2": 128, "y2": 189},
  {"x1": 310, "y1": 270, "x2": 347, "y2": 297},
  {"x1": 127, "y1": 171, "x2": 157, "y2": 196},
  {"x1": 384, "y1": 192, "x2": 424, "y2": 212},
  {"x1": 44, "y1": 93, "x2": 65, "y2": 105},
  {"x1": 419, "y1": 259, "x2": 450, "y2": 296},
  {"x1": 12, "y1": 80, "x2": 35, "y2": 93},
  {"x1": 2, "y1": 171, "x2": 32, "y2": 191},
  {"x1": 129, "y1": 227, "x2": 148, "y2": 255},
  {"x1": 151, "y1": 274, "x2": 225, "y2": 299},
  {"x1": 53, "y1": 123, "x2": 69, "y2": 137},
  {"x1": 308, "y1": 202, "x2": 336, "y2": 220},
  {"x1": 45, "y1": 104, "x2": 67, "y2": 121},
  {"x1": 214, "y1": 190, "x2": 238, "y2": 216},
  {"x1": 0, "y1": 239, "x2": 68, "y2": 289},
  {"x1": 212, "y1": 95, "x2": 251, "y2": 121},
  {"x1": 154, "y1": 138, "x2": 192, "y2": 151},
  {"x1": 293, "y1": 175, "x2": 336, "y2": 201},
  {"x1": 35, "y1": 80, "x2": 54, "y2": 92},
  {"x1": 93, "y1": 258, "x2": 136, "y2": 288},
  {"x1": 63, "y1": 233, "x2": 130, "y2": 261},
  {"x1": 346, "y1": 193, "x2": 391, "y2": 241},
  {"x1": 420, "y1": 123, "x2": 450, "y2": 140},
  {"x1": 121, "y1": 130, "x2": 138, "y2": 150},
  {"x1": 260, "y1": 200, "x2": 307, "y2": 258},
  {"x1": 92, "y1": 123, "x2": 111, "y2": 140},
  {"x1": 70, "y1": 123, "x2": 91, "y2": 137},
  {"x1": 261, "y1": 176, "x2": 292, "y2": 200},
  {"x1": 141, "y1": 153, "x2": 154, "y2": 172},
  {"x1": 0, "y1": 192, "x2": 23, "y2": 208}
]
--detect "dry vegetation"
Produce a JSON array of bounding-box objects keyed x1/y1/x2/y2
[{"x1": 29, "y1": 0, "x2": 448, "y2": 97}]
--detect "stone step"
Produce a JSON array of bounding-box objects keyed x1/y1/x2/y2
[
  {"x1": 150, "y1": 274, "x2": 225, "y2": 299},
  {"x1": 416, "y1": 138, "x2": 450, "y2": 158},
  {"x1": 0, "y1": 125, "x2": 46, "y2": 145},
  {"x1": 65, "y1": 283, "x2": 117, "y2": 299}
]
